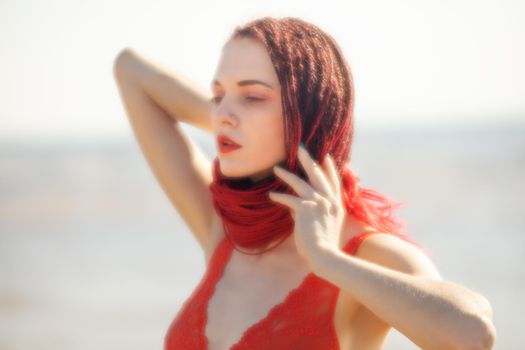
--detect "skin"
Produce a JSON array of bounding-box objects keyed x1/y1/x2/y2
[
  {"x1": 270, "y1": 144, "x2": 496, "y2": 349},
  {"x1": 113, "y1": 36, "x2": 496, "y2": 349},
  {"x1": 208, "y1": 37, "x2": 496, "y2": 349},
  {"x1": 210, "y1": 37, "x2": 286, "y2": 183}
]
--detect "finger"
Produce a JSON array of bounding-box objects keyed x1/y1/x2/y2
[
  {"x1": 268, "y1": 191, "x2": 310, "y2": 213},
  {"x1": 321, "y1": 155, "x2": 334, "y2": 191},
  {"x1": 323, "y1": 154, "x2": 341, "y2": 193},
  {"x1": 273, "y1": 165, "x2": 317, "y2": 200},
  {"x1": 298, "y1": 145, "x2": 334, "y2": 198}
]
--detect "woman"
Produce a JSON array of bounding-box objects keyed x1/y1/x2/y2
[{"x1": 113, "y1": 16, "x2": 495, "y2": 350}]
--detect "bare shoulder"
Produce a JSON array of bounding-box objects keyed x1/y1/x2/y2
[
  {"x1": 356, "y1": 232, "x2": 442, "y2": 279},
  {"x1": 339, "y1": 214, "x2": 441, "y2": 279}
]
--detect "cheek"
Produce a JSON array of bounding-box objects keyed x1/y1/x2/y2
[
  {"x1": 273, "y1": 116, "x2": 286, "y2": 155},
  {"x1": 251, "y1": 112, "x2": 286, "y2": 156},
  {"x1": 269, "y1": 106, "x2": 286, "y2": 156},
  {"x1": 237, "y1": 98, "x2": 286, "y2": 159}
]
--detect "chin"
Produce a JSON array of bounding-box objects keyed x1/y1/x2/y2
[
  {"x1": 218, "y1": 159, "x2": 249, "y2": 178},
  {"x1": 218, "y1": 159, "x2": 273, "y2": 181}
]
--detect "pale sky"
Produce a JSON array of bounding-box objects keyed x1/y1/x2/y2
[{"x1": 1, "y1": 0, "x2": 524, "y2": 141}]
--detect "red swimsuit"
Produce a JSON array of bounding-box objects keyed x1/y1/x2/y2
[{"x1": 164, "y1": 230, "x2": 421, "y2": 349}]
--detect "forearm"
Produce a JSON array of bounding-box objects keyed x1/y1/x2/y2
[
  {"x1": 113, "y1": 48, "x2": 213, "y2": 132},
  {"x1": 312, "y1": 249, "x2": 496, "y2": 350}
]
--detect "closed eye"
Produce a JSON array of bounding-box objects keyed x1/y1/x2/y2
[
  {"x1": 210, "y1": 96, "x2": 264, "y2": 104},
  {"x1": 245, "y1": 96, "x2": 264, "y2": 102}
]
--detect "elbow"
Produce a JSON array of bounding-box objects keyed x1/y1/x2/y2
[
  {"x1": 457, "y1": 314, "x2": 496, "y2": 350},
  {"x1": 472, "y1": 315, "x2": 496, "y2": 350},
  {"x1": 113, "y1": 47, "x2": 135, "y2": 80},
  {"x1": 458, "y1": 293, "x2": 496, "y2": 350}
]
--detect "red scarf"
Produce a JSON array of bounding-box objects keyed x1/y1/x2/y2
[
  {"x1": 208, "y1": 157, "x2": 300, "y2": 255},
  {"x1": 208, "y1": 155, "x2": 369, "y2": 255}
]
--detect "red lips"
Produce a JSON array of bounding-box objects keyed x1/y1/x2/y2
[{"x1": 217, "y1": 134, "x2": 242, "y2": 154}]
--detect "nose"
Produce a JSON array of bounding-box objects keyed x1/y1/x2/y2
[{"x1": 211, "y1": 96, "x2": 239, "y2": 128}]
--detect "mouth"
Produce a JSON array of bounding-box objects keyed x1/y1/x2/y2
[{"x1": 217, "y1": 135, "x2": 242, "y2": 154}]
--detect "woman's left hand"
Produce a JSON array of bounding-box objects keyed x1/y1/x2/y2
[{"x1": 269, "y1": 145, "x2": 345, "y2": 267}]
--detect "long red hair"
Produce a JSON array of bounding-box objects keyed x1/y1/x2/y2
[{"x1": 225, "y1": 17, "x2": 408, "y2": 237}]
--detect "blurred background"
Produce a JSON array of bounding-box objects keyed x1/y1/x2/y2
[{"x1": 1, "y1": 0, "x2": 524, "y2": 349}]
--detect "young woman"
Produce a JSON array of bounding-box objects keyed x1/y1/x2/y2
[{"x1": 113, "y1": 16, "x2": 495, "y2": 350}]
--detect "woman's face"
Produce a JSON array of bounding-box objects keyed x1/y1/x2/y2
[{"x1": 210, "y1": 37, "x2": 286, "y2": 182}]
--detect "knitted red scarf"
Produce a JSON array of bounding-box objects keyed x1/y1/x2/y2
[
  {"x1": 208, "y1": 157, "x2": 298, "y2": 255},
  {"x1": 208, "y1": 152, "x2": 406, "y2": 255}
]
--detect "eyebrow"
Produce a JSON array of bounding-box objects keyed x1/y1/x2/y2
[{"x1": 211, "y1": 79, "x2": 275, "y2": 90}]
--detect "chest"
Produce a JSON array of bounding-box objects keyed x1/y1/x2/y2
[{"x1": 205, "y1": 240, "x2": 360, "y2": 350}]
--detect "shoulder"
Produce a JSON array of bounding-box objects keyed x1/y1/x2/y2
[{"x1": 354, "y1": 232, "x2": 442, "y2": 280}]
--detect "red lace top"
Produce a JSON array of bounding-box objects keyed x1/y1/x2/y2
[{"x1": 164, "y1": 230, "x2": 423, "y2": 350}]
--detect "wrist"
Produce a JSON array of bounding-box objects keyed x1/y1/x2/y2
[{"x1": 309, "y1": 246, "x2": 344, "y2": 278}]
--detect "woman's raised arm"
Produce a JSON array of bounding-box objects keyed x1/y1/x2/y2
[
  {"x1": 113, "y1": 48, "x2": 213, "y2": 132},
  {"x1": 112, "y1": 48, "x2": 218, "y2": 257}
]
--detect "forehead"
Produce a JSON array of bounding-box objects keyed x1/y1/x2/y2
[{"x1": 212, "y1": 38, "x2": 280, "y2": 88}]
